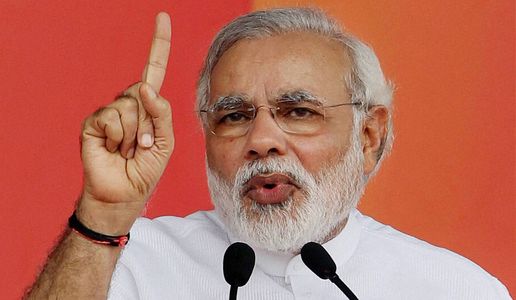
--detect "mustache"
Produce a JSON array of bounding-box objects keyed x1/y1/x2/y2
[{"x1": 234, "y1": 158, "x2": 312, "y2": 190}]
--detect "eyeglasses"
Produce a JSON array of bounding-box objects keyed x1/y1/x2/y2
[{"x1": 199, "y1": 99, "x2": 362, "y2": 137}]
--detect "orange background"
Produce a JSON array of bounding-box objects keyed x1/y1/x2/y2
[{"x1": 0, "y1": 1, "x2": 513, "y2": 298}]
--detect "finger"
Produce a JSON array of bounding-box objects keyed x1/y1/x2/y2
[
  {"x1": 139, "y1": 83, "x2": 174, "y2": 149},
  {"x1": 96, "y1": 108, "x2": 123, "y2": 153},
  {"x1": 109, "y1": 96, "x2": 139, "y2": 159},
  {"x1": 136, "y1": 97, "x2": 155, "y2": 149},
  {"x1": 120, "y1": 107, "x2": 138, "y2": 158},
  {"x1": 120, "y1": 83, "x2": 154, "y2": 149},
  {"x1": 142, "y1": 12, "x2": 171, "y2": 93}
]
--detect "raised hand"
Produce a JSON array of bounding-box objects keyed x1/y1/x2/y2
[{"x1": 77, "y1": 12, "x2": 173, "y2": 235}]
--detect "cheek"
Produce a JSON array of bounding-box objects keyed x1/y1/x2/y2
[
  {"x1": 292, "y1": 134, "x2": 350, "y2": 174},
  {"x1": 206, "y1": 137, "x2": 244, "y2": 180}
]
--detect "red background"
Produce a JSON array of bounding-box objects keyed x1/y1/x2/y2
[{"x1": 1, "y1": 1, "x2": 513, "y2": 298}]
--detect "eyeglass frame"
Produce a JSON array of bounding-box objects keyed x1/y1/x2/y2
[{"x1": 198, "y1": 94, "x2": 363, "y2": 137}]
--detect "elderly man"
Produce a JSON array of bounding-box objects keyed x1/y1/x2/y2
[{"x1": 26, "y1": 8, "x2": 509, "y2": 299}]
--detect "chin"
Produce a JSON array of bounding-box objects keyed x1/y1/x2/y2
[{"x1": 220, "y1": 192, "x2": 351, "y2": 253}]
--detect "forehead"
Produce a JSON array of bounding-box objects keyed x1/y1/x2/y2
[{"x1": 209, "y1": 31, "x2": 351, "y2": 105}]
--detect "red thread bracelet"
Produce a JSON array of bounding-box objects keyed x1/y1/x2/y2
[{"x1": 68, "y1": 211, "x2": 130, "y2": 248}]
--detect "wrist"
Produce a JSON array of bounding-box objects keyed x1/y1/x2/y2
[
  {"x1": 76, "y1": 193, "x2": 144, "y2": 236},
  {"x1": 69, "y1": 211, "x2": 130, "y2": 247}
]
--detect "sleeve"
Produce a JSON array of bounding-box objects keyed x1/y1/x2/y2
[{"x1": 107, "y1": 260, "x2": 140, "y2": 300}]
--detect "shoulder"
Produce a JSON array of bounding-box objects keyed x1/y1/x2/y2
[
  {"x1": 115, "y1": 210, "x2": 229, "y2": 280},
  {"x1": 131, "y1": 210, "x2": 225, "y2": 236},
  {"x1": 109, "y1": 211, "x2": 231, "y2": 298},
  {"x1": 125, "y1": 210, "x2": 228, "y2": 249},
  {"x1": 352, "y1": 211, "x2": 511, "y2": 299},
  {"x1": 118, "y1": 210, "x2": 229, "y2": 264}
]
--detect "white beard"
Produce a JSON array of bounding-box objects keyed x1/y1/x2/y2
[{"x1": 207, "y1": 126, "x2": 366, "y2": 253}]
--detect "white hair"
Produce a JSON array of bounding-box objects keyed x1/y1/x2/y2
[{"x1": 197, "y1": 7, "x2": 394, "y2": 177}]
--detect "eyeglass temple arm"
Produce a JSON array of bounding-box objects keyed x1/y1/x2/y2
[{"x1": 324, "y1": 101, "x2": 363, "y2": 109}]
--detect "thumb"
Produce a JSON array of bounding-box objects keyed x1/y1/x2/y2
[{"x1": 139, "y1": 83, "x2": 174, "y2": 146}]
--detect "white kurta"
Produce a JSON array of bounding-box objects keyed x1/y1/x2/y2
[{"x1": 108, "y1": 209, "x2": 510, "y2": 299}]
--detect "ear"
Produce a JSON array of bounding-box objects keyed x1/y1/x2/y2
[{"x1": 360, "y1": 106, "x2": 389, "y2": 175}]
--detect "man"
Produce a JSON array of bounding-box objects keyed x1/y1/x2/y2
[{"x1": 26, "y1": 8, "x2": 510, "y2": 299}]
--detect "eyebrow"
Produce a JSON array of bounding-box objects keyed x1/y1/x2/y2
[
  {"x1": 276, "y1": 90, "x2": 323, "y2": 105},
  {"x1": 211, "y1": 94, "x2": 249, "y2": 110},
  {"x1": 209, "y1": 90, "x2": 323, "y2": 110}
]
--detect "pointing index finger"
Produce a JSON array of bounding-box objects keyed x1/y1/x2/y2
[{"x1": 142, "y1": 12, "x2": 171, "y2": 93}]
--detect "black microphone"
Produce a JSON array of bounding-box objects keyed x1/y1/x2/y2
[
  {"x1": 301, "y1": 242, "x2": 359, "y2": 300},
  {"x1": 223, "y1": 242, "x2": 255, "y2": 300}
]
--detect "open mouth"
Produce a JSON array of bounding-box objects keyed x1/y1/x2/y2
[{"x1": 243, "y1": 173, "x2": 299, "y2": 205}]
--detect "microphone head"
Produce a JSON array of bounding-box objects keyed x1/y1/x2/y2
[
  {"x1": 301, "y1": 242, "x2": 337, "y2": 280},
  {"x1": 223, "y1": 242, "x2": 255, "y2": 287}
]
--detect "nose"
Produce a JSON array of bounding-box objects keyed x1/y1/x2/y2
[{"x1": 244, "y1": 107, "x2": 287, "y2": 160}]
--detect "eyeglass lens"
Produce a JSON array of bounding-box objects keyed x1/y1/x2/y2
[{"x1": 207, "y1": 101, "x2": 326, "y2": 137}]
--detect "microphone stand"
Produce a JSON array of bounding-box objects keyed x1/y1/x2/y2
[
  {"x1": 229, "y1": 285, "x2": 238, "y2": 300},
  {"x1": 329, "y1": 274, "x2": 359, "y2": 300}
]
